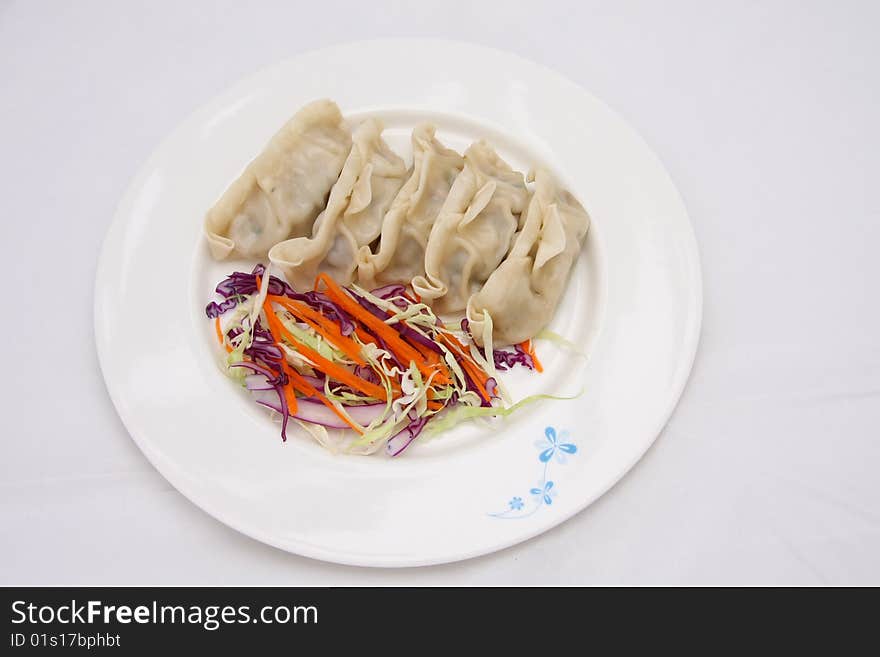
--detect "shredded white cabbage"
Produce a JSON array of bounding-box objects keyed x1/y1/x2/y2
[{"x1": 536, "y1": 328, "x2": 588, "y2": 357}]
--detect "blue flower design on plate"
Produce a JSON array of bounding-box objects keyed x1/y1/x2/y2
[
  {"x1": 535, "y1": 426, "x2": 577, "y2": 464},
  {"x1": 489, "y1": 426, "x2": 577, "y2": 520},
  {"x1": 530, "y1": 480, "x2": 556, "y2": 506}
]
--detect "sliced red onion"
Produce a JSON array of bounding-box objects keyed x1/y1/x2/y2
[
  {"x1": 485, "y1": 377, "x2": 499, "y2": 399},
  {"x1": 299, "y1": 373, "x2": 325, "y2": 389},
  {"x1": 229, "y1": 360, "x2": 279, "y2": 380},
  {"x1": 244, "y1": 374, "x2": 275, "y2": 391},
  {"x1": 251, "y1": 390, "x2": 386, "y2": 429},
  {"x1": 231, "y1": 361, "x2": 289, "y2": 441},
  {"x1": 386, "y1": 416, "x2": 429, "y2": 457}
]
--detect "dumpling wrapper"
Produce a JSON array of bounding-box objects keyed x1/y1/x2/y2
[
  {"x1": 356, "y1": 124, "x2": 463, "y2": 289},
  {"x1": 412, "y1": 141, "x2": 528, "y2": 314},
  {"x1": 465, "y1": 168, "x2": 590, "y2": 346},
  {"x1": 268, "y1": 118, "x2": 407, "y2": 290},
  {"x1": 204, "y1": 99, "x2": 351, "y2": 260}
]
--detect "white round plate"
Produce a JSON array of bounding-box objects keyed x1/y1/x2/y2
[{"x1": 95, "y1": 40, "x2": 701, "y2": 567}]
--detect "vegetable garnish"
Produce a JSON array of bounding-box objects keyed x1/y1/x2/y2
[
  {"x1": 519, "y1": 340, "x2": 543, "y2": 373},
  {"x1": 214, "y1": 317, "x2": 232, "y2": 353},
  {"x1": 206, "y1": 264, "x2": 555, "y2": 456},
  {"x1": 316, "y1": 273, "x2": 427, "y2": 372}
]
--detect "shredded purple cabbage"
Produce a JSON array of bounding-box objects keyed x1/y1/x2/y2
[
  {"x1": 205, "y1": 297, "x2": 238, "y2": 318},
  {"x1": 207, "y1": 265, "x2": 541, "y2": 450},
  {"x1": 461, "y1": 317, "x2": 535, "y2": 372},
  {"x1": 288, "y1": 290, "x2": 357, "y2": 336},
  {"x1": 371, "y1": 284, "x2": 409, "y2": 309},
  {"x1": 401, "y1": 324, "x2": 444, "y2": 354},
  {"x1": 354, "y1": 364, "x2": 380, "y2": 385},
  {"x1": 348, "y1": 288, "x2": 390, "y2": 319},
  {"x1": 210, "y1": 265, "x2": 357, "y2": 336},
  {"x1": 214, "y1": 264, "x2": 294, "y2": 299},
  {"x1": 245, "y1": 324, "x2": 284, "y2": 363},
  {"x1": 492, "y1": 344, "x2": 535, "y2": 371},
  {"x1": 349, "y1": 288, "x2": 442, "y2": 355},
  {"x1": 226, "y1": 322, "x2": 283, "y2": 364}
]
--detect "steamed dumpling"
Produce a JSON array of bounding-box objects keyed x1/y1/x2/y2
[
  {"x1": 465, "y1": 169, "x2": 590, "y2": 346},
  {"x1": 412, "y1": 141, "x2": 528, "y2": 314},
  {"x1": 204, "y1": 99, "x2": 351, "y2": 260},
  {"x1": 356, "y1": 124, "x2": 463, "y2": 289},
  {"x1": 268, "y1": 119, "x2": 407, "y2": 290}
]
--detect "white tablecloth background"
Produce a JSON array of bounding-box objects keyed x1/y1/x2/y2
[{"x1": 2, "y1": 0, "x2": 878, "y2": 585}]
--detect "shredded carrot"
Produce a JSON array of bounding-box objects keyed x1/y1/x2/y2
[
  {"x1": 460, "y1": 363, "x2": 491, "y2": 403},
  {"x1": 268, "y1": 295, "x2": 366, "y2": 365},
  {"x1": 218, "y1": 269, "x2": 549, "y2": 445},
  {"x1": 247, "y1": 272, "x2": 506, "y2": 432},
  {"x1": 316, "y1": 274, "x2": 428, "y2": 370},
  {"x1": 437, "y1": 331, "x2": 487, "y2": 382},
  {"x1": 258, "y1": 302, "x2": 363, "y2": 433},
  {"x1": 438, "y1": 330, "x2": 473, "y2": 361},
  {"x1": 428, "y1": 369, "x2": 452, "y2": 386},
  {"x1": 391, "y1": 290, "x2": 452, "y2": 378},
  {"x1": 277, "y1": 362, "x2": 298, "y2": 415},
  {"x1": 425, "y1": 366, "x2": 451, "y2": 386},
  {"x1": 387, "y1": 318, "x2": 452, "y2": 385},
  {"x1": 520, "y1": 339, "x2": 543, "y2": 373},
  {"x1": 215, "y1": 317, "x2": 232, "y2": 353},
  {"x1": 280, "y1": 360, "x2": 363, "y2": 433},
  {"x1": 437, "y1": 333, "x2": 491, "y2": 403},
  {"x1": 280, "y1": 362, "x2": 316, "y2": 396},
  {"x1": 263, "y1": 298, "x2": 387, "y2": 400},
  {"x1": 444, "y1": 335, "x2": 490, "y2": 386},
  {"x1": 444, "y1": 334, "x2": 495, "y2": 392},
  {"x1": 353, "y1": 325, "x2": 378, "y2": 347}
]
